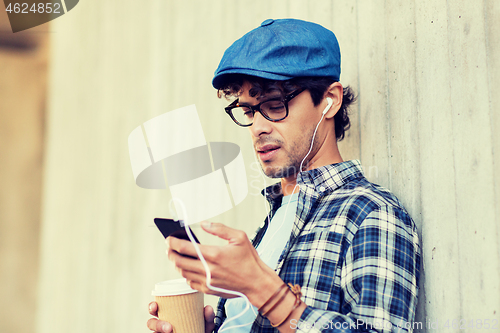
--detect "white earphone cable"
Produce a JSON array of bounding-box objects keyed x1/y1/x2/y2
[
  {"x1": 257, "y1": 109, "x2": 327, "y2": 256},
  {"x1": 169, "y1": 199, "x2": 256, "y2": 332},
  {"x1": 169, "y1": 97, "x2": 330, "y2": 331}
]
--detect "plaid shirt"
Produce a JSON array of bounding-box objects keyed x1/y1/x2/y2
[{"x1": 214, "y1": 160, "x2": 421, "y2": 333}]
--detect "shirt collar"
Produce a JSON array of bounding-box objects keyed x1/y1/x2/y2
[{"x1": 261, "y1": 160, "x2": 365, "y2": 202}]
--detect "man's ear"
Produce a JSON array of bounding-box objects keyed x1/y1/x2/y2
[{"x1": 323, "y1": 82, "x2": 343, "y2": 119}]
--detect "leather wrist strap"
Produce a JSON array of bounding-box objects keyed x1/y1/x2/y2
[
  {"x1": 270, "y1": 284, "x2": 303, "y2": 328},
  {"x1": 258, "y1": 283, "x2": 287, "y2": 314},
  {"x1": 261, "y1": 287, "x2": 288, "y2": 317}
]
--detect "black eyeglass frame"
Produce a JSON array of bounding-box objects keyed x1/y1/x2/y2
[{"x1": 224, "y1": 88, "x2": 305, "y2": 127}]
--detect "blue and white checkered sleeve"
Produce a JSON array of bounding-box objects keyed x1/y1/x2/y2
[{"x1": 295, "y1": 205, "x2": 421, "y2": 333}]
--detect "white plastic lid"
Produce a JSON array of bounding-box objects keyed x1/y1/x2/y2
[{"x1": 152, "y1": 278, "x2": 198, "y2": 296}]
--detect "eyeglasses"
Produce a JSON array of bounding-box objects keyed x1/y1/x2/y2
[{"x1": 225, "y1": 88, "x2": 305, "y2": 127}]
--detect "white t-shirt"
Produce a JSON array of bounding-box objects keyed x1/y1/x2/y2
[{"x1": 223, "y1": 193, "x2": 299, "y2": 332}]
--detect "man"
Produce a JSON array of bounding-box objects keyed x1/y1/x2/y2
[{"x1": 147, "y1": 19, "x2": 420, "y2": 333}]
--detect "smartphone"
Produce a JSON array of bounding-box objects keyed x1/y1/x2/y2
[{"x1": 154, "y1": 218, "x2": 200, "y2": 243}]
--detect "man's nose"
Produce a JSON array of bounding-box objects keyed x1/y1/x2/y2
[{"x1": 249, "y1": 111, "x2": 272, "y2": 137}]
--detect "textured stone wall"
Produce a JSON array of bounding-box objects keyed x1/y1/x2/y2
[{"x1": 35, "y1": 1, "x2": 500, "y2": 332}]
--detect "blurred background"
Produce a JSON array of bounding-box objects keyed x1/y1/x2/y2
[{"x1": 0, "y1": 1, "x2": 498, "y2": 333}]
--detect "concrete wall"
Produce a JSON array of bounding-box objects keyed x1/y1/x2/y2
[{"x1": 36, "y1": 1, "x2": 499, "y2": 332}]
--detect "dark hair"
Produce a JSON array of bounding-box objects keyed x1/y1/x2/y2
[{"x1": 217, "y1": 75, "x2": 356, "y2": 141}]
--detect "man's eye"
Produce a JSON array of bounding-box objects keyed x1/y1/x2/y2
[
  {"x1": 264, "y1": 101, "x2": 285, "y2": 112},
  {"x1": 241, "y1": 108, "x2": 253, "y2": 116}
]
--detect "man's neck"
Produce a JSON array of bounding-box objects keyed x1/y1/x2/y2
[
  {"x1": 281, "y1": 176, "x2": 299, "y2": 196},
  {"x1": 280, "y1": 155, "x2": 344, "y2": 196},
  {"x1": 279, "y1": 132, "x2": 344, "y2": 196}
]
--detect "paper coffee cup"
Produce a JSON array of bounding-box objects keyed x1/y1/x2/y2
[{"x1": 152, "y1": 279, "x2": 204, "y2": 333}]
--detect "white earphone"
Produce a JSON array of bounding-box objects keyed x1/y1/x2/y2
[{"x1": 322, "y1": 97, "x2": 334, "y2": 115}]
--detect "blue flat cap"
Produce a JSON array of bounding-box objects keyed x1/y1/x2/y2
[{"x1": 212, "y1": 18, "x2": 341, "y2": 89}]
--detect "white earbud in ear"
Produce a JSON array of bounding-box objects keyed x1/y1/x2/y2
[{"x1": 322, "y1": 97, "x2": 334, "y2": 115}]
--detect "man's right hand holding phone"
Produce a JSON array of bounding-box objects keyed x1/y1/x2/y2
[{"x1": 147, "y1": 301, "x2": 216, "y2": 333}]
